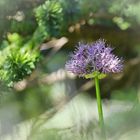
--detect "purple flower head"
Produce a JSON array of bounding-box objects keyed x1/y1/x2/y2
[{"x1": 65, "y1": 39, "x2": 123, "y2": 77}]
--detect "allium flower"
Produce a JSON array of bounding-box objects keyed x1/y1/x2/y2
[{"x1": 65, "y1": 39, "x2": 123, "y2": 77}]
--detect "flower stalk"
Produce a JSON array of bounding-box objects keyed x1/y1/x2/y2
[
  {"x1": 95, "y1": 76, "x2": 104, "y2": 128},
  {"x1": 94, "y1": 76, "x2": 106, "y2": 140}
]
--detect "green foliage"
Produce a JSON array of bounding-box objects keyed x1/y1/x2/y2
[
  {"x1": 61, "y1": 0, "x2": 81, "y2": 25},
  {"x1": 109, "y1": 0, "x2": 140, "y2": 25},
  {"x1": 35, "y1": 0, "x2": 63, "y2": 40},
  {"x1": 0, "y1": 33, "x2": 39, "y2": 86}
]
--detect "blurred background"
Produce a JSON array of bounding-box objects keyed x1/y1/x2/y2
[{"x1": 0, "y1": 0, "x2": 140, "y2": 140}]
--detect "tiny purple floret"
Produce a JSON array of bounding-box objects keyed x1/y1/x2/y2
[{"x1": 65, "y1": 39, "x2": 123, "y2": 77}]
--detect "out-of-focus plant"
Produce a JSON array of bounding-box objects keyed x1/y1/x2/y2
[
  {"x1": 109, "y1": 0, "x2": 140, "y2": 24},
  {"x1": 61, "y1": 0, "x2": 81, "y2": 25},
  {"x1": 0, "y1": 33, "x2": 39, "y2": 86},
  {"x1": 34, "y1": 0, "x2": 63, "y2": 41}
]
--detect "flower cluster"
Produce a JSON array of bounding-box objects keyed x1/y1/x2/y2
[{"x1": 65, "y1": 39, "x2": 123, "y2": 77}]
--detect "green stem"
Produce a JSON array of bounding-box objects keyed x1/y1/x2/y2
[{"x1": 94, "y1": 76, "x2": 106, "y2": 139}]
